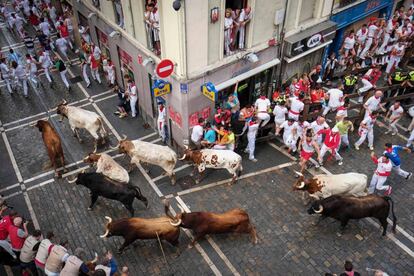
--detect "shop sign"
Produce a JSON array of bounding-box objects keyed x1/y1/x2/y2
[
  {"x1": 168, "y1": 106, "x2": 182, "y2": 128},
  {"x1": 180, "y1": 83, "x2": 188, "y2": 94},
  {"x1": 152, "y1": 79, "x2": 172, "y2": 97},
  {"x1": 307, "y1": 33, "x2": 322, "y2": 48},
  {"x1": 189, "y1": 112, "x2": 199, "y2": 127},
  {"x1": 119, "y1": 49, "x2": 132, "y2": 66},
  {"x1": 201, "y1": 82, "x2": 217, "y2": 102},
  {"x1": 331, "y1": 0, "x2": 391, "y2": 29}
]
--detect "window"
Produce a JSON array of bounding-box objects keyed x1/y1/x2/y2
[
  {"x1": 144, "y1": 1, "x2": 161, "y2": 56},
  {"x1": 110, "y1": 0, "x2": 124, "y2": 29},
  {"x1": 299, "y1": 0, "x2": 316, "y2": 24},
  {"x1": 224, "y1": 0, "x2": 252, "y2": 56},
  {"x1": 92, "y1": 0, "x2": 100, "y2": 9}
]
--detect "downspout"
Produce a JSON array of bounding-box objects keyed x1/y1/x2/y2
[
  {"x1": 277, "y1": 0, "x2": 289, "y2": 88},
  {"x1": 127, "y1": 0, "x2": 136, "y2": 37}
]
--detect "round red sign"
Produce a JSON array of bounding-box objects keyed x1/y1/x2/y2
[{"x1": 156, "y1": 59, "x2": 174, "y2": 78}]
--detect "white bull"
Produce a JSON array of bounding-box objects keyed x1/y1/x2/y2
[
  {"x1": 179, "y1": 148, "x2": 243, "y2": 184},
  {"x1": 83, "y1": 153, "x2": 129, "y2": 184},
  {"x1": 293, "y1": 172, "x2": 368, "y2": 200},
  {"x1": 57, "y1": 100, "x2": 107, "y2": 152},
  {"x1": 117, "y1": 137, "x2": 178, "y2": 185}
]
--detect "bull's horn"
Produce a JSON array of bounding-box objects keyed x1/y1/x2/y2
[
  {"x1": 177, "y1": 203, "x2": 185, "y2": 213},
  {"x1": 83, "y1": 155, "x2": 90, "y2": 162},
  {"x1": 178, "y1": 154, "x2": 187, "y2": 161},
  {"x1": 90, "y1": 252, "x2": 98, "y2": 263},
  {"x1": 121, "y1": 134, "x2": 127, "y2": 140},
  {"x1": 81, "y1": 169, "x2": 86, "y2": 174},
  {"x1": 297, "y1": 181, "x2": 305, "y2": 189},
  {"x1": 109, "y1": 142, "x2": 120, "y2": 150},
  {"x1": 100, "y1": 229, "x2": 109, "y2": 238},
  {"x1": 67, "y1": 176, "x2": 78, "y2": 184},
  {"x1": 29, "y1": 122, "x2": 37, "y2": 127},
  {"x1": 62, "y1": 99, "x2": 67, "y2": 104},
  {"x1": 105, "y1": 216, "x2": 112, "y2": 224},
  {"x1": 169, "y1": 219, "x2": 182, "y2": 227},
  {"x1": 184, "y1": 145, "x2": 189, "y2": 149},
  {"x1": 294, "y1": 171, "x2": 303, "y2": 177},
  {"x1": 313, "y1": 205, "x2": 323, "y2": 214}
]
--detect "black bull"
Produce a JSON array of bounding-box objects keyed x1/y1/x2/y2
[
  {"x1": 308, "y1": 194, "x2": 397, "y2": 235},
  {"x1": 68, "y1": 172, "x2": 148, "y2": 216}
]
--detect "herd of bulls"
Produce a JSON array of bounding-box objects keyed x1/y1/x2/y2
[{"x1": 31, "y1": 99, "x2": 397, "y2": 254}]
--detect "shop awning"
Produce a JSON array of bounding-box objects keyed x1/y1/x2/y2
[
  {"x1": 215, "y1": 58, "x2": 280, "y2": 91},
  {"x1": 284, "y1": 40, "x2": 333, "y2": 63}
]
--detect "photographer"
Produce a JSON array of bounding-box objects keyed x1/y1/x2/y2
[{"x1": 8, "y1": 216, "x2": 29, "y2": 259}]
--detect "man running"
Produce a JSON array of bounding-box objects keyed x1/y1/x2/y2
[
  {"x1": 37, "y1": 51, "x2": 53, "y2": 87},
  {"x1": 368, "y1": 152, "x2": 393, "y2": 195},
  {"x1": 383, "y1": 143, "x2": 412, "y2": 180},
  {"x1": 355, "y1": 111, "x2": 379, "y2": 151},
  {"x1": 0, "y1": 58, "x2": 13, "y2": 95},
  {"x1": 317, "y1": 126, "x2": 343, "y2": 166},
  {"x1": 298, "y1": 129, "x2": 320, "y2": 174}
]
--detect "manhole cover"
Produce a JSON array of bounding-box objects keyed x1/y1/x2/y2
[
  {"x1": 178, "y1": 175, "x2": 196, "y2": 189},
  {"x1": 69, "y1": 76, "x2": 83, "y2": 84}
]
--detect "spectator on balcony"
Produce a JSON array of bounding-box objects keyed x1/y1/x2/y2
[
  {"x1": 236, "y1": 6, "x2": 252, "y2": 50},
  {"x1": 224, "y1": 9, "x2": 234, "y2": 56},
  {"x1": 147, "y1": 3, "x2": 160, "y2": 56}
]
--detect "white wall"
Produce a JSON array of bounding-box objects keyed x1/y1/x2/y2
[
  {"x1": 251, "y1": 0, "x2": 285, "y2": 46},
  {"x1": 207, "y1": 0, "x2": 223, "y2": 65}
]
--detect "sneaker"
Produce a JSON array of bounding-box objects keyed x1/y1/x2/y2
[
  {"x1": 406, "y1": 172, "x2": 412, "y2": 180},
  {"x1": 244, "y1": 149, "x2": 249, "y2": 153},
  {"x1": 391, "y1": 132, "x2": 397, "y2": 136},
  {"x1": 319, "y1": 161, "x2": 323, "y2": 167},
  {"x1": 86, "y1": 82, "x2": 91, "y2": 88},
  {"x1": 369, "y1": 146, "x2": 374, "y2": 151},
  {"x1": 354, "y1": 144, "x2": 360, "y2": 150},
  {"x1": 338, "y1": 160, "x2": 343, "y2": 166},
  {"x1": 114, "y1": 111, "x2": 120, "y2": 115},
  {"x1": 384, "y1": 186, "x2": 392, "y2": 196},
  {"x1": 384, "y1": 130, "x2": 391, "y2": 134},
  {"x1": 249, "y1": 158, "x2": 258, "y2": 162}
]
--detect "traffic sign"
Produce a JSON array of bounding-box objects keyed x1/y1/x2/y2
[{"x1": 156, "y1": 59, "x2": 174, "y2": 78}]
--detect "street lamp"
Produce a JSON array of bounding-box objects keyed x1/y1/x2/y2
[{"x1": 173, "y1": 0, "x2": 182, "y2": 11}]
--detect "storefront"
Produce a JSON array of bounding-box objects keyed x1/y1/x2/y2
[
  {"x1": 117, "y1": 47, "x2": 134, "y2": 88},
  {"x1": 96, "y1": 27, "x2": 111, "y2": 59},
  {"x1": 282, "y1": 20, "x2": 337, "y2": 82},
  {"x1": 330, "y1": 0, "x2": 394, "y2": 56}
]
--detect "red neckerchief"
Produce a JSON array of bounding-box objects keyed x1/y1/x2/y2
[
  {"x1": 249, "y1": 120, "x2": 256, "y2": 126},
  {"x1": 159, "y1": 106, "x2": 164, "y2": 112},
  {"x1": 385, "y1": 148, "x2": 392, "y2": 153},
  {"x1": 260, "y1": 96, "x2": 266, "y2": 100}
]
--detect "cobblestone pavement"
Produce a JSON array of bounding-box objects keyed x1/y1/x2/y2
[{"x1": 0, "y1": 21, "x2": 413, "y2": 276}]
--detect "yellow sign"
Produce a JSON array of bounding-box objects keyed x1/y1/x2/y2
[
  {"x1": 201, "y1": 82, "x2": 217, "y2": 102},
  {"x1": 153, "y1": 81, "x2": 172, "y2": 97}
]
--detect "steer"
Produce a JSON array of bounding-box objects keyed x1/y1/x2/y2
[
  {"x1": 67, "y1": 172, "x2": 148, "y2": 216},
  {"x1": 115, "y1": 136, "x2": 178, "y2": 185},
  {"x1": 32, "y1": 120, "x2": 66, "y2": 177},
  {"x1": 164, "y1": 201, "x2": 258, "y2": 246},
  {"x1": 83, "y1": 152, "x2": 129, "y2": 184},
  {"x1": 178, "y1": 147, "x2": 243, "y2": 184},
  {"x1": 293, "y1": 171, "x2": 368, "y2": 200},
  {"x1": 56, "y1": 100, "x2": 107, "y2": 152},
  {"x1": 308, "y1": 194, "x2": 397, "y2": 236},
  {"x1": 100, "y1": 216, "x2": 180, "y2": 253}
]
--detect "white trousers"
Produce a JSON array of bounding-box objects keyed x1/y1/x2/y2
[
  {"x1": 91, "y1": 68, "x2": 101, "y2": 84},
  {"x1": 386, "y1": 56, "x2": 400, "y2": 74},
  {"x1": 355, "y1": 128, "x2": 374, "y2": 147},
  {"x1": 158, "y1": 119, "x2": 165, "y2": 141},
  {"x1": 3, "y1": 75, "x2": 13, "y2": 94},
  {"x1": 407, "y1": 129, "x2": 414, "y2": 147},
  {"x1": 58, "y1": 47, "x2": 69, "y2": 62},
  {"x1": 358, "y1": 78, "x2": 373, "y2": 102},
  {"x1": 82, "y1": 64, "x2": 90, "y2": 86},
  {"x1": 392, "y1": 165, "x2": 410, "y2": 178},
  {"x1": 320, "y1": 144, "x2": 342, "y2": 161},
  {"x1": 359, "y1": 37, "x2": 373, "y2": 59},
  {"x1": 322, "y1": 105, "x2": 339, "y2": 116},
  {"x1": 238, "y1": 26, "x2": 246, "y2": 49},
  {"x1": 42, "y1": 66, "x2": 52, "y2": 83},
  {"x1": 130, "y1": 96, "x2": 138, "y2": 117},
  {"x1": 108, "y1": 72, "x2": 115, "y2": 85},
  {"x1": 257, "y1": 112, "x2": 270, "y2": 127},
  {"x1": 246, "y1": 133, "x2": 256, "y2": 160},
  {"x1": 16, "y1": 77, "x2": 28, "y2": 96},
  {"x1": 368, "y1": 173, "x2": 388, "y2": 193},
  {"x1": 388, "y1": 117, "x2": 400, "y2": 134},
  {"x1": 340, "y1": 133, "x2": 350, "y2": 147},
  {"x1": 283, "y1": 134, "x2": 298, "y2": 152},
  {"x1": 60, "y1": 70, "x2": 69, "y2": 88},
  {"x1": 224, "y1": 30, "x2": 231, "y2": 55}
]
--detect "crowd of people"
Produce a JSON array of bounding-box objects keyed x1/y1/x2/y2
[
  {"x1": 224, "y1": 5, "x2": 252, "y2": 56},
  {"x1": 0, "y1": 203, "x2": 130, "y2": 276}
]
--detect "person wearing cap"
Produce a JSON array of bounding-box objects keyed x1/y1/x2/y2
[
  {"x1": 59, "y1": 247, "x2": 90, "y2": 275},
  {"x1": 355, "y1": 110, "x2": 379, "y2": 151},
  {"x1": 7, "y1": 216, "x2": 29, "y2": 258},
  {"x1": 103, "y1": 58, "x2": 116, "y2": 87},
  {"x1": 20, "y1": 229, "x2": 42, "y2": 275},
  {"x1": 317, "y1": 126, "x2": 343, "y2": 166},
  {"x1": 368, "y1": 152, "x2": 393, "y2": 195},
  {"x1": 157, "y1": 102, "x2": 167, "y2": 143}
]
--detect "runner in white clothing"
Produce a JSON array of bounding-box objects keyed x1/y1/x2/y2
[
  {"x1": 245, "y1": 117, "x2": 259, "y2": 162},
  {"x1": 273, "y1": 101, "x2": 288, "y2": 129},
  {"x1": 0, "y1": 58, "x2": 13, "y2": 94},
  {"x1": 276, "y1": 119, "x2": 299, "y2": 154},
  {"x1": 323, "y1": 86, "x2": 344, "y2": 116},
  {"x1": 39, "y1": 18, "x2": 51, "y2": 37},
  {"x1": 310, "y1": 116, "x2": 329, "y2": 146},
  {"x1": 254, "y1": 94, "x2": 271, "y2": 127},
  {"x1": 55, "y1": 34, "x2": 71, "y2": 65},
  {"x1": 368, "y1": 152, "x2": 393, "y2": 195},
  {"x1": 37, "y1": 51, "x2": 53, "y2": 86},
  {"x1": 25, "y1": 54, "x2": 39, "y2": 88},
  {"x1": 385, "y1": 101, "x2": 404, "y2": 135},
  {"x1": 355, "y1": 111, "x2": 379, "y2": 151},
  {"x1": 157, "y1": 103, "x2": 167, "y2": 143},
  {"x1": 288, "y1": 94, "x2": 304, "y2": 121},
  {"x1": 363, "y1": 90, "x2": 385, "y2": 119},
  {"x1": 11, "y1": 61, "x2": 28, "y2": 97}
]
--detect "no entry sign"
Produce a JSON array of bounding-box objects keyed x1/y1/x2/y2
[{"x1": 156, "y1": 59, "x2": 174, "y2": 78}]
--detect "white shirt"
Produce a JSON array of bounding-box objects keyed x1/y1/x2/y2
[
  {"x1": 13, "y1": 64, "x2": 26, "y2": 79},
  {"x1": 191, "y1": 125, "x2": 204, "y2": 143},
  {"x1": 368, "y1": 24, "x2": 378, "y2": 37},
  {"x1": 356, "y1": 28, "x2": 368, "y2": 43},
  {"x1": 237, "y1": 9, "x2": 252, "y2": 25},
  {"x1": 128, "y1": 84, "x2": 137, "y2": 97},
  {"x1": 39, "y1": 54, "x2": 51, "y2": 68},
  {"x1": 361, "y1": 116, "x2": 376, "y2": 130},
  {"x1": 375, "y1": 156, "x2": 392, "y2": 175},
  {"x1": 327, "y1": 89, "x2": 343, "y2": 108},
  {"x1": 311, "y1": 121, "x2": 329, "y2": 137},
  {"x1": 0, "y1": 63, "x2": 10, "y2": 75},
  {"x1": 158, "y1": 107, "x2": 166, "y2": 122},
  {"x1": 55, "y1": 37, "x2": 68, "y2": 50},
  {"x1": 255, "y1": 98, "x2": 270, "y2": 112},
  {"x1": 273, "y1": 106, "x2": 288, "y2": 121},
  {"x1": 26, "y1": 58, "x2": 37, "y2": 72},
  {"x1": 389, "y1": 105, "x2": 403, "y2": 119},
  {"x1": 280, "y1": 121, "x2": 297, "y2": 140},
  {"x1": 343, "y1": 36, "x2": 355, "y2": 50},
  {"x1": 296, "y1": 121, "x2": 310, "y2": 137},
  {"x1": 224, "y1": 17, "x2": 233, "y2": 31},
  {"x1": 364, "y1": 96, "x2": 381, "y2": 113},
  {"x1": 289, "y1": 97, "x2": 304, "y2": 115},
  {"x1": 39, "y1": 21, "x2": 50, "y2": 36}
]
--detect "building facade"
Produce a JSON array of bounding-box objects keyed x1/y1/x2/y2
[{"x1": 65, "y1": 0, "x2": 285, "y2": 147}]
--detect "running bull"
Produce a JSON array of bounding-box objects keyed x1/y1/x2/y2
[
  {"x1": 164, "y1": 201, "x2": 258, "y2": 246},
  {"x1": 83, "y1": 152, "x2": 129, "y2": 184},
  {"x1": 56, "y1": 100, "x2": 107, "y2": 152},
  {"x1": 113, "y1": 135, "x2": 178, "y2": 185},
  {"x1": 100, "y1": 216, "x2": 181, "y2": 253},
  {"x1": 32, "y1": 120, "x2": 66, "y2": 177},
  {"x1": 67, "y1": 172, "x2": 148, "y2": 216},
  {"x1": 178, "y1": 147, "x2": 243, "y2": 184},
  {"x1": 293, "y1": 172, "x2": 368, "y2": 200},
  {"x1": 308, "y1": 194, "x2": 397, "y2": 235}
]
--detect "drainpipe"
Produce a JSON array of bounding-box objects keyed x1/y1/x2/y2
[
  {"x1": 277, "y1": 0, "x2": 289, "y2": 88},
  {"x1": 127, "y1": 0, "x2": 136, "y2": 37}
]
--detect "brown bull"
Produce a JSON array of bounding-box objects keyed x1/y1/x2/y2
[
  {"x1": 33, "y1": 120, "x2": 66, "y2": 177},
  {"x1": 164, "y1": 202, "x2": 258, "y2": 246},
  {"x1": 100, "y1": 216, "x2": 180, "y2": 253}
]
